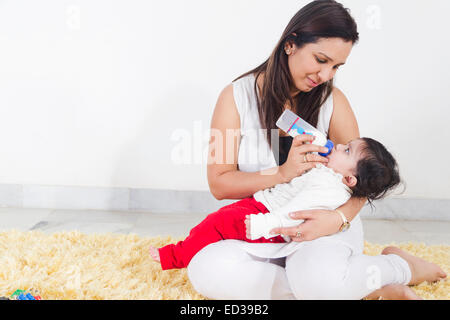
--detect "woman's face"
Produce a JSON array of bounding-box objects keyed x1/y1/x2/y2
[{"x1": 285, "y1": 37, "x2": 353, "y2": 94}]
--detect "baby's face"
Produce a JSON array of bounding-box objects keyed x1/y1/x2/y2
[{"x1": 326, "y1": 139, "x2": 365, "y2": 177}]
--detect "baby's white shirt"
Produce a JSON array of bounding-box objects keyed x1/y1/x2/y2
[{"x1": 251, "y1": 164, "x2": 352, "y2": 240}]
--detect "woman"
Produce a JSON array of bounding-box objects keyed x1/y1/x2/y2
[{"x1": 187, "y1": 0, "x2": 446, "y2": 300}]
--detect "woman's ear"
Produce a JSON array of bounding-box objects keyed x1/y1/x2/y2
[
  {"x1": 343, "y1": 175, "x2": 357, "y2": 188},
  {"x1": 284, "y1": 41, "x2": 295, "y2": 54},
  {"x1": 285, "y1": 33, "x2": 298, "y2": 53}
]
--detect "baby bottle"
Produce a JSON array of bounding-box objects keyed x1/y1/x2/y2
[{"x1": 276, "y1": 109, "x2": 334, "y2": 157}]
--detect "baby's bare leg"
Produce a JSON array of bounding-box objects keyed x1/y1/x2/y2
[
  {"x1": 245, "y1": 215, "x2": 251, "y2": 239},
  {"x1": 149, "y1": 245, "x2": 160, "y2": 262}
]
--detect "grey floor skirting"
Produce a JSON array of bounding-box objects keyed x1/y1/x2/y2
[{"x1": 0, "y1": 184, "x2": 448, "y2": 221}]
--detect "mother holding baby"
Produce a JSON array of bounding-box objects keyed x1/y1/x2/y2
[{"x1": 187, "y1": 0, "x2": 446, "y2": 299}]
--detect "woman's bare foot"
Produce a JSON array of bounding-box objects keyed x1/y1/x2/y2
[
  {"x1": 149, "y1": 245, "x2": 161, "y2": 262},
  {"x1": 382, "y1": 246, "x2": 447, "y2": 286},
  {"x1": 366, "y1": 284, "x2": 422, "y2": 300}
]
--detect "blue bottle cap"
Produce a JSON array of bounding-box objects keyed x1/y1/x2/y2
[{"x1": 318, "y1": 140, "x2": 334, "y2": 157}]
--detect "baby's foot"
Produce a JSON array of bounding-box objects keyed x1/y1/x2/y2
[
  {"x1": 366, "y1": 284, "x2": 422, "y2": 300},
  {"x1": 244, "y1": 215, "x2": 251, "y2": 239},
  {"x1": 382, "y1": 246, "x2": 447, "y2": 286},
  {"x1": 149, "y1": 245, "x2": 161, "y2": 262}
]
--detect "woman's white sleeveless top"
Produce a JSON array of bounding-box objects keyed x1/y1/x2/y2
[{"x1": 232, "y1": 73, "x2": 334, "y2": 172}]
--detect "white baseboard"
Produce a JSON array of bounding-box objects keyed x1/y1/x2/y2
[{"x1": 0, "y1": 184, "x2": 448, "y2": 221}]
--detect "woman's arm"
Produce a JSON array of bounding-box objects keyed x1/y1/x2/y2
[
  {"x1": 328, "y1": 87, "x2": 360, "y2": 149},
  {"x1": 207, "y1": 84, "x2": 285, "y2": 200},
  {"x1": 328, "y1": 87, "x2": 368, "y2": 222},
  {"x1": 208, "y1": 84, "x2": 329, "y2": 200}
]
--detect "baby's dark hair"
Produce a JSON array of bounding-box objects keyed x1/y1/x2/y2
[{"x1": 352, "y1": 137, "x2": 401, "y2": 205}]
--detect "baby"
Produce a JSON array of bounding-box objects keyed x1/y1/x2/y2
[{"x1": 150, "y1": 137, "x2": 401, "y2": 270}]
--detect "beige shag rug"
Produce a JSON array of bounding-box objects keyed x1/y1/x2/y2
[{"x1": 0, "y1": 230, "x2": 448, "y2": 300}]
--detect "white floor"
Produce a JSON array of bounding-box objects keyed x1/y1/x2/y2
[{"x1": 0, "y1": 207, "x2": 449, "y2": 245}]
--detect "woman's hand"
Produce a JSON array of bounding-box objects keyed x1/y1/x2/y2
[
  {"x1": 278, "y1": 134, "x2": 330, "y2": 183},
  {"x1": 270, "y1": 210, "x2": 342, "y2": 242}
]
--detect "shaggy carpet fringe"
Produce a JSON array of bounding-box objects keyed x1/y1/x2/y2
[{"x1": 0, "y1": 230, "x2": 448, "y2": 300}]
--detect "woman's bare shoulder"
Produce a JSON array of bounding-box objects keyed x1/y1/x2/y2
[
  {"x1": 211, "y1": 83, "x2": 240, "y2": 129},
  {"x1": 217, "y1": 83, "x2": 234, "y2": 105},
  {"x1": 329, "y1": 86, "x2": 360, "y2": 143},
  {"x1": 332, "y1": 87, "x2": 350, "y2": 109}
]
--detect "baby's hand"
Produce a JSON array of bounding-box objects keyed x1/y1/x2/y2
[{"x1": 245, "y1": 215, "x2": 251, "y2": 239}]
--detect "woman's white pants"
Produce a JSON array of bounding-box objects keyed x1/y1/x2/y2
[{"x1": 187, "y1": 221, "x2": 411, "y2": 300}]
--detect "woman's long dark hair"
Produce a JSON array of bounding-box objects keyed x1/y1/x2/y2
[{"x1": 233, "y1": 0, "x2": 359, "y2": 148}]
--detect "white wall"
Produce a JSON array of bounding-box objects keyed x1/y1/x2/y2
[{"x1": 0, "y1": 0, "x2": 448, "y2": 199}]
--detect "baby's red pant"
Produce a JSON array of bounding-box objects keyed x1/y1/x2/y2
[{"x1": 158, "y1": 196, "x2": 285, "y2": 270}]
